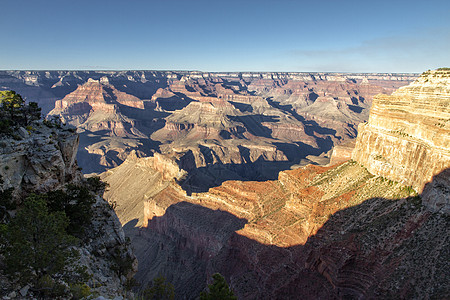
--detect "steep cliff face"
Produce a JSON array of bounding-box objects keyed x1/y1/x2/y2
[
  {"x1": 111, "y1": 159, "x2": 448, "y2": 299},
  {"x1": 48, "y1": 78, "x2": 163, "y2": 173},
  {"x1": 0, "y1": 120, "x2": 136, "y2": 299},
  {"x1": 101, "y1": 151, "x2": 187, "y2": 227},
  {"x1": 1, "y1": 70, "x2": 417, "y2": 176},
  {"x1": 102, "y1": 69, "x2": 448, "y2": 299},
  {"x1": 0, "y1": 123, "x2": 81, "y2": 197},
  {"x1": 352, "y1": 69, "x2": 450, "y2": 213},
  {"x1": 49, "y1": 78, "x2": 146, "y2": 135}
]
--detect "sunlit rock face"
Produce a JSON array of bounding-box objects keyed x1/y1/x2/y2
[
  {"x1": 0, "y1": 122, "x2": 81, "y2": 198},
  {"x1": 107, "y1": 157, "x2": 448, "y2": 299},
  {"x1": 50, "y1": 79, "x2": 146, "y2": 133},
  {"x1": 1, "y1": 70, "x2": 417, "y2": 175},
  {"x1": 352, "y1": 69, "x2": 450, "y2": 213}
]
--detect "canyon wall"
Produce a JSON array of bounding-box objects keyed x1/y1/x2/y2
[
  {"x1": 108, "y1": 158, "x2": 448, "y2": 299},
  {"x1": 352, "y1": 69, "x2": 450, "y2": 213},
  {"x1": 1, "y1": 70, "x2": 417, "y2": 176},
  {"x1": 101, "y1": 69, "x2": 448, "y2": 299}
]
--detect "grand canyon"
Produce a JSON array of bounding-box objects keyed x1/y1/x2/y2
[{"x1": 0, "y1": 69, "x2": 448, "y2": 299}]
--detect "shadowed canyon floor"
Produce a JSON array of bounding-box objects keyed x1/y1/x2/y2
[{"x1": 120, "y1": 164, "x2": 449, "y2": 299}]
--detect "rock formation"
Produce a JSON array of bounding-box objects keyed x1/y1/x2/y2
[
  {"x1": 101, "y1": 69, "x2": 448, "y2": 299},
  {"x1": 1, "y1": 70, "x2": 417, "y2": 177},
  {"x1": 47, "y1": 79, "x2": 165, "y2": 174},
  {"x1": 49, "y1": 78, "x2": 147, "y2": 136},
  {"x1": 352, "y1": 69, "x2": 450, "y2": 213},
  {"x1": 0, "y1": 123, "x2": 81, "y2": 198},
  {"x1": 0, "y1": 119, "x2": 136, "y2": 299},
  {"x1": 108, "y1": 158, "x2": 448, "y2": 299}
]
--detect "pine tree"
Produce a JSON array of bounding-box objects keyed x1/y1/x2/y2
[
  {"x1": 200, "y1": 273, "x2": 237, "y2": 300},
  {"x1": 0, "y1": 90, "x2": 24, "y2": 122},
  {"x1": 143, "y1": 275, "x2": 175, "y2": 300},
  {"x1": 0, "y1": 194, "x2": 77, "y2": 283}
]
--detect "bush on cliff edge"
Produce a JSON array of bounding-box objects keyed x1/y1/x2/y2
[{"x1": 0, "y1": 195, "x2": 77, "y2": 283}]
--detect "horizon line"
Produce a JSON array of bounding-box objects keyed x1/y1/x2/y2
[{"x1": 0, "y1": 69, "x2": 422, "y2": 75}]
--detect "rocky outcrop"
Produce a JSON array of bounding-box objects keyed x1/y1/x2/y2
[
  {"x1": 49, "y1": 79, "x2": 146, "y2": 132},
  {"x1": 47, "y1": 79, "x2": 161, "y2": 173},
  {"x1": 0, "y1": 121, "x2": 136, "y2": 299},
  {"x1": 2, "y1": 70, "x2": 417, "y2": 175},
  {"x1": 0, "y1": 122, "x2": 81, "y2": 197},
  {"x1": 352, "y1": 69, "x2": 450, "y2": 213},
  {"x1": 106, "y1": 158, "x2": 448, "y2": 299},
  {"x1": 101, "y1": 151, "x2": 187, "y2": 227},
  {"x1": 329, "y1": 140, "x2": 356, "y2": 165}
]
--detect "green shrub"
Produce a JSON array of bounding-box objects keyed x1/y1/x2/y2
[
  {"x1": 0, "y1": 91, "x2": 41, "y2": 134},
  {"x1": 87, "y1": 176, "x2": 109, "y2": 194},
  {"x1": 35, "y1": 274, "x2": 67, "y2": 298},
  {"x1": 200, "y1": 273, "x2": 236, "y2": 300},
  {"x1": 111, "y1": 247, "x2": 135, "y2": 277},
  {"x1": 142, "y1": 276, "x2": 175, "y2": 300},
  {"x1": 0, "y1": 195, "x2": 77, "y2": 284},
  {"x1": 70, "y1": 283, "x2": 91, "y2": 300},
  {"x1": 0, "y1": 187, "x2": 15, "y2": 222},
  {"x1": 46, "y1": 184, "x2": 95, "y2": 238}
]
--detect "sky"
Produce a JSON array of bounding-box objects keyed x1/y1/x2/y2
[{"x1": 0, "y1": 0, "x2": 449, "y2": 73}]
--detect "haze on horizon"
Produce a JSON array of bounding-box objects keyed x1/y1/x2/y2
[{"x1": 1, "y1": 0, "x2": 449, "y2": 73}]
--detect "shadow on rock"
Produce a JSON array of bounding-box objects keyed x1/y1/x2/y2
[{"x1": 123, "y1": 170, "x2": 449, "y2": 299}]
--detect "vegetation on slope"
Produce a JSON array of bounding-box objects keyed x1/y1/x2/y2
[{"x1": 0, "y1": 91, "x2": 124, "y2": 299}]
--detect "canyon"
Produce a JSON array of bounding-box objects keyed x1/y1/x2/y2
[
  {"x1": 3, "y1": 70, "x2": 449, "y2": 299},
  {"x1": 100, "y1": 69, "x2": 449, "y2": 299},
  {"x1": 1, "y1": 70, "x2": 416, "y2": 178}
]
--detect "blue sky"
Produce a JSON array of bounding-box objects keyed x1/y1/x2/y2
[{"x1": 0, "y1": 0, "x2": 449, "y2": 72}]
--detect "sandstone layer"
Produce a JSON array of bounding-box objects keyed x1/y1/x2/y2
[
  {"x1": 101, "y1": 69, "x2": 448, "y2": 299},
  {"x1": 106, "y1": 158, "x2": 448, "y2": 299},
  {"x1": 352, "y1": 69, "x2": 450, "y2": 213},
  {"x1": 1, "y1": 70, "x2": 417, "y2": 177}
]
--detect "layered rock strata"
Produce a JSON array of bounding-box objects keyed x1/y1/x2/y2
[
  {"x1": 101, "y1": 69, "x2": 448, "y2": 299},
  {"x1": 352, "y1": 69, "x2": 450, "y2": 213},
  {"x1": 1, "y1": 70, "x2": 417, "y2": 176},
  {"x1": 106, "y1": 158, "x2": 448, "y2": 299}
]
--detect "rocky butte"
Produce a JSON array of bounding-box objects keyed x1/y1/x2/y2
[
  {"x1": 102, "y1": 70, "x2": 449, "y2": 299},
  {"x1": 1, "y1": 70, "x2": 417, "y2": 176}
]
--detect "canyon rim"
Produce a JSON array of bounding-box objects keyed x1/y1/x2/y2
[{"x1": 1, "y1": 68, "x2": 449, "y2": 299}]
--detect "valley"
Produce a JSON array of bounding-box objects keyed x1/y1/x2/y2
[
  {"x1": 1, "y1": 71, "x2": 416, "y2": 182},
  {"x1": 2, "y1": 69, "x2": 449, "y2": 299},
  {"x1": 100, "y1": 69, "x2": 449, "y2": 299}
]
